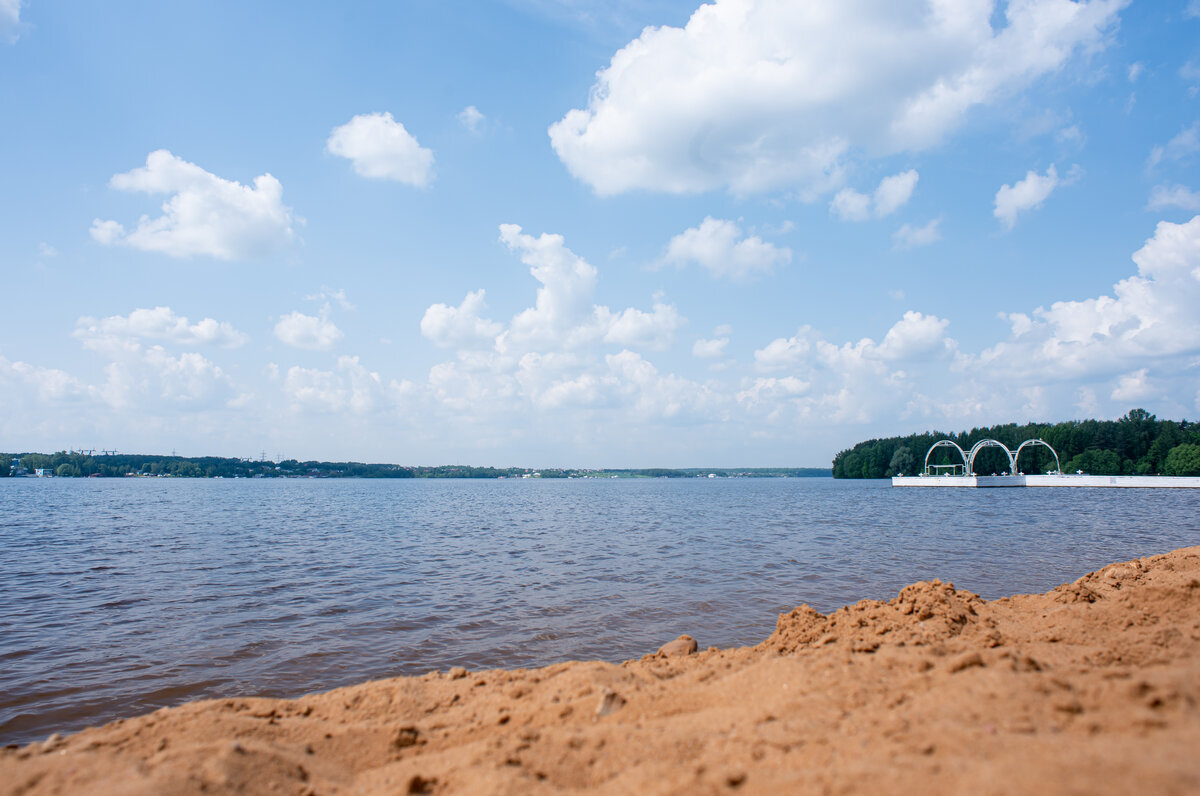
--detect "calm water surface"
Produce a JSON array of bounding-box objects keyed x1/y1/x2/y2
[{"x1": 1, "y1": 477, "x2": 1197, "y2": 745}]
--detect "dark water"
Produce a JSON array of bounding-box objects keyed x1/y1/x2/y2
[{"x1": 1, "y1": 477, "x2": 1197, "y2": 745}]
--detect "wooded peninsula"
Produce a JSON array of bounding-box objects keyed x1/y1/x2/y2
[{"x1": 832, "y1": 409, "x2": 1200, "y2": 478}]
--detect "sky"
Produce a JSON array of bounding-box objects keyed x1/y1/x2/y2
[{"x1": 2, "y1": 0, "x2": 1200, "y2": 467}]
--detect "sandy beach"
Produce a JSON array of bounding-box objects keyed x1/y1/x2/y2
[{"x1": 3, "y1": 546, "x2": 1197, "y2": 795}]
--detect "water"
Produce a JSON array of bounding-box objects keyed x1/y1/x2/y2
[{"x1": 1, "y1": 477, "x2": 1197, "y2": 745}]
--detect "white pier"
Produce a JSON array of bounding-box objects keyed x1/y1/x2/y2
[
  {"x1": 894, "y1": 437, "x2": 1200, "y2": 488},
  {"x1": 892, "y1": 474, "x2": 1200, "y2": 488}
]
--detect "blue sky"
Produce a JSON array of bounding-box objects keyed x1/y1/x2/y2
[{"x1": 2, "y1": 0, "x2": 1200, "y2": 466}]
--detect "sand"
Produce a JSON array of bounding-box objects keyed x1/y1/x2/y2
[{"x1": 3, "y1": 546, "x2": 1198, "y2": 795}]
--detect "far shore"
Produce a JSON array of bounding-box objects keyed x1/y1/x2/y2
[{"x1": 3, "y1": 546, "x2": 1198, "y2": 794}]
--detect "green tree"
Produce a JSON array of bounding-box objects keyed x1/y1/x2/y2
[
  {"x1": 1163, "y1": 443, "x2": 1200, "y2": 477},
  {"x1": 887, "y1": 446, "x2": 915, "y2": 476},
  {"x1": 1064, "y1": 449, "x2": 1122, "y2": 475}
]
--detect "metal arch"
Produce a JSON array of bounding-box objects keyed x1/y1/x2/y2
[
  {"x1": 966, "y1": 439, "x2": 1015, "y2": 475},
  {"x1": 1013, "y1": 438, "x2": 1061, "y2": 475},
  {"x1": 924, "y1": 440, "x2": 968, "y2": 475}
]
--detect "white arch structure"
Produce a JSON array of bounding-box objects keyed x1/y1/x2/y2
[
  {"x1": 1013, "y1": 438, "x2": 1061, "y2": 475},
  {"x1": 921, "y1": 438, "x2": 1063, "y2": 477},
  {"x1": 924, "y1": 440, "x2": 967, "y2": 475},
  {"x1": 967, "y1": 439, "x2": 1014, "y2": 475}
]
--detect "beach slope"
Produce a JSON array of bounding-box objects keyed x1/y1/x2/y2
[{"x1": 3, "y1": 546, "x2": 1198, "y2": 794}]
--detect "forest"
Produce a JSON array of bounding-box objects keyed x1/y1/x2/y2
[{"x1": 832, "y1": 409, "x2": 1200, "y2": 479}]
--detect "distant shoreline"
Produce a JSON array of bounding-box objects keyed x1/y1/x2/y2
[{"x1": 5, "y1": 452, "x2": 831, "y2": 480}]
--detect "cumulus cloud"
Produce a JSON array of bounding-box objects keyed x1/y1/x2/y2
[
  {"x1": 1147, "y1": 184, "x2": 1200, "y2": 212},
  {"x1": 980, "y1": 215, "x2": 1200, "y2": 380},
  {"x1": 74, "y1": 307, "x2": 248, "y2": 349},
  {"x1": 659, "y1": 217, "x2": 791, "y2": 281},
  {"x1": 1148, "y1": 123, "x2": 1200, "y2": 170},
  {"x1": 416, "y1": 225, "x2": 700, "y2": 422},
  {"x1": 90, "y1": 150, "x2": 296, "y2": 260},
  {"x1": 831, "y1": 170, "x2": 919, "y2": 221},
  {"x1": 1110, "y1": 368, "x2": 1153, "y2": 402},
  {"x1": 274, "y1": 310, "x2": 343, "y2": 351},
  {"x1": 756, "y1": 311, "x2": 954, "y2": 374},
  {"x1": 549, "y1": 0, "x2": 1125, "y2": 196},
  {"x1": 892, "y1": 218, "x2": 942, "y2": 250},
  {"x1": 994, "y1": 164, "x2": 1079, "y2": 228},
  {"x1": 421, "y1": 290, "x2": 504, "y2": 348},
  {"x1": 284, "y1": 355, "x2": 405, "y2": 414},
  {"x1": 0, "y1": 356, "x2": 86, "y2": 402},
  {"x1": 495, "y1": 224, "x2": 684, "y2": 353},
  {"x1": 326, "y1": 112, "x2": 435, "y2": 186},
  {"x1": 457, "y1": 105, "x2": 485, "y2": 134}
]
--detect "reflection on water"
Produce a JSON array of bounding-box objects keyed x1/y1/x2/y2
[{"x1": 1, "y1": 477, "x2": 1196, "y2": 744}]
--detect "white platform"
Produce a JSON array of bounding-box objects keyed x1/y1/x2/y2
[{"x1": 891, "y1": 474, "x2": 1200, "y2": 488}]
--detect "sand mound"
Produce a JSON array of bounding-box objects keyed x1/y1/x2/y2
[
  {"x1": 765, "y1": 579, "x2": 990, "y2": 654},
  {"x1": 3, "y1": 547, "x2": 1199, "y2": 795}
]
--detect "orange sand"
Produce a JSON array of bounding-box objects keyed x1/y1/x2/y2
[{"x1": 3, "y1": 547, "x2": 1198, "y2": 795}]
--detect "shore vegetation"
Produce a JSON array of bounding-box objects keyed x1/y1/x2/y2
[{"x1": 832, "y1": 409, "x2": 1200, "y2": 478}]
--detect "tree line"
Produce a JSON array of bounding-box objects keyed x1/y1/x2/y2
[
  {"x1": 3, "y1": 452, "x2": 831, "y2": 479},
  {"x1": 832, "y1": 409, "x2": 1200, "y2": 479}
]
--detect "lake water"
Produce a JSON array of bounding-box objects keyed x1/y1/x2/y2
[{"x1": 1, "y1": 477, "x2": 1197, "y2": 745}]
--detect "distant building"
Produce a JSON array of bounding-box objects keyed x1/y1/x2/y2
[{"x1": 34, "y1": 468, "x2": 53, "y2": 478}]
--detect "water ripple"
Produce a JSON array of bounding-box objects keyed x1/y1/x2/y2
[{"x1": 1, "y1": 477, "x2": 1197, "y2": 744}]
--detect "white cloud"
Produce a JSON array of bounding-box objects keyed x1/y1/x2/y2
[
  {"x1": 829, "y1": 189, "x2": 872, "y2": 222},
  {"x1": 1148, "y1": 122, "x2": 1200, "y2": 170},
  {"x1": 1055, "y1": 124, "x2": 1085, "y2": 146},
  {"x1": 892, "y1": 217, "x2": 942, "y2": 249},
  {"x1": 416, "y1": 226, "x2": 701, "y2": 424},
  {"x1": 495, "y1": 224, "x2": 684, "y2": 353},
  {"x1": 0, "y1": 0, "x2": 21, "y2": 43},
  {"x1": 305, "y1": 286, "x2": 354, "y2": 310},
  {"x1": 754, "y1": 327, "x2": 813, "y2": 372},
  {"x1": 1111, "y1": 368, "x2": 1153, "y2": 402},
  {"x1": 599, "y1": 303, "x2": 684, "y2": 350},
  {"x1": 273, "y1": 311, "x2": 344, "y2": 351},
  {"x1": 994, "y1": 164, "x2": 1066, "y2": 228},
  {"x1": 421, "y1": 290, "x2": 504, "y2": 348},
  {"x1": 755, "y1": 311, "x2": 953, "y2": 374},
  {"x1": 1127, "y1": 61, "x2": 1144, "y2": 82},
  {"x1": 1147, "y1": 184, "x2": 1200, "y2": 212},
  {"x1": 1188, "y1": 0, "x2": 1200, "y2": 19},
  {"x1": 736, "y1": 376, "x2": 810, "y2": 408},
  {"x1": 457, "y1": 105, "x2": 485, "y2": 134},
  {"x1": 873, "y1": 170, "x2": 920, "y2": 217},
  {"x1": 138, "y1": 348, "x2": 235, "y2": 406},
  {"x1": 837, "y1": 171, "x2": 927, "y2": 222},
  {"x1": 284, "y1": 356, "x2": 397, "y2": 414},
  {"x1": 326, "y1": 112, "x2": 435, "y2": 186},
  {"x1": 877, "y1": 311, "x2": 952, "y2": 360},
  {"x1": 38, "y1": 242, "x2": 57, "y2": 257},
  {"x1": 549, "y1": 0, "x2": 1125, "y2": 196},
  {"x1": 0, "y1": 356, "x2": 86, "y2": 402},
  {"x1": 91, "y1": 150, "x2": 296, "y2": 260},
  {"x1": 75, "y1": 307, "x2": 248, "y2": 349},
  {"x1": 693, "y1": 336, "x2": 729, "y2": 359},
  {"x1": 659, "y1": 217, "x2": 791, "y2": 281},
  {"x1": 978, "y1": 214, "x2": 1200, "y2": 380}
]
